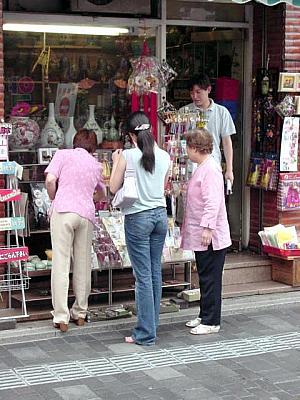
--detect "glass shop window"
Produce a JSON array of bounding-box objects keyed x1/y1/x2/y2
[{"x1": 4, "y1": 30, "x2": 156, "y2": 142}]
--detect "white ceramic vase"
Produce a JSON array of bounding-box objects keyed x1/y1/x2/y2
[
  {"x1": 40, "y1": 103, "x2": 64, "y2": 148},
  {"x1": 64, "y1": 117, "x2": 77, "y2": 149},
  {"x1": 84, "y1": 105, "x2": 103, "y2": 145}
]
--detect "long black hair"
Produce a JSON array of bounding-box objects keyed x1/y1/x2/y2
[{"x1": 125, "y1": 111, "x2": 155, "y2": 173}]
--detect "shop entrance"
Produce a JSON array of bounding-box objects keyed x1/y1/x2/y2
[{"x1": 166, "y1": 26, "x2": 245, "y2": 250}]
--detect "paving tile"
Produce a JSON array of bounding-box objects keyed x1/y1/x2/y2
[
  {"x1": 8, "y1": 346, "x2": 50, "y2": 362},
  {"x1": 107, "y1": 343, "x2": 145, "y2": 354},
  {"x1": 53, "y1": 384, "x2": 98, "y2": 400},
  {"x1": 144, "y1": 366, "x2": 185, "y2": 381}
]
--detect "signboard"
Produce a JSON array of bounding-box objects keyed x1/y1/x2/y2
[
  {"x1": 0, "y1": 135, "x2": 8, "y2": 161},
  {"x1": 0, "y1": 161, "x2": 17, "y2": 175},
  {"x1": 0, "y1": 247, "x2": 29, "y2": 264},
  {"x1": 0, "y1": 217, "x2": 25, "y2": 231},
  {"x1": 0, "y1": 189, "x2": 21, "y2": 203}
]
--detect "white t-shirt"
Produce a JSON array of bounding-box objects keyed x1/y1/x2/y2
[
  {"x1": 122, "y1": 146, "x2": 170, "y2": 215},
  {"x1": 180, "y1": 99, "x2": 236, "y2": 165}
]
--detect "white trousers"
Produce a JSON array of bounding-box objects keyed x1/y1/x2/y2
[{"x1": 50, "y1": 211, "x2": 93, "y2": 324}]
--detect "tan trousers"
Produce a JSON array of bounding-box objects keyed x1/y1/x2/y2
[{"x1": 50, "y1": 211, "x2": 93, "y2": 324}]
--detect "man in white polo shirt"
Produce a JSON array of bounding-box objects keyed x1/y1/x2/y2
[{"x1": 180, "y1": 74, "x2": 236, "y2": 184}]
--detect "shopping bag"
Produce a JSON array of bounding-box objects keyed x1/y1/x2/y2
[{"x1": 112, "y1": 152, "x2": 138, "y2": 209}]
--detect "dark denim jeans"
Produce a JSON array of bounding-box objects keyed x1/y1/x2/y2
[{"x1": 125, "y1": 207, "x2": 168, "y2": 345}]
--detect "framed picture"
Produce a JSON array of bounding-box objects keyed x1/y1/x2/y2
[
  {"x1": 37, "y1": 148, "x2": 57, "y2": 165},
  {"x1": 295, "y1": 74, "x2": 300, "y2": 92},
  {"x1": 278, "y1": 72, "x2": 298, "y2": 92}
]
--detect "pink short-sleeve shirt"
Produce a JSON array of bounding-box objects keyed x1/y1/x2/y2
[{"x1": 45, "y1": 148, "x2": 105, "y2": 224}]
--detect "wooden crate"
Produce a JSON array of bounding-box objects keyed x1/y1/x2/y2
[{"x1": 271, "y1": 256, "x2": 300, "y2": 287}]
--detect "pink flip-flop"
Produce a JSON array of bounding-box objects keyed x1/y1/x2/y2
[{"x1": 124, "y1": 336, "x2": 135, "y2": 344}]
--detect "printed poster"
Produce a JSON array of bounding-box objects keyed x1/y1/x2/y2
[
  {"x1": 280, "y1": 117, "x2": 300, "y2": 172},
  {"x1": 55, "y1": 83, "x2": 78, "y2": 129}
]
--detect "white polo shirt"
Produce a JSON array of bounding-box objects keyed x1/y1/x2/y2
[{"x1": 180, "y1": 99, "x2": 236, "y2": 165}]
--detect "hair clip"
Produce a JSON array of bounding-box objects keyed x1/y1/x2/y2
[{"x1": 134, "y1": 124, "x2": 150, "y2": 131}]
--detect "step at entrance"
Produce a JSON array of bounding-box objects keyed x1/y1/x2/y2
[{"x1": 223, "y1": 253, "x2": 272, "y2": 286}]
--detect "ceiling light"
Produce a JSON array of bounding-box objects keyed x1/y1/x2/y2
[{"x1": 3, "y1": 23, "x2": 129, "y2": 36}]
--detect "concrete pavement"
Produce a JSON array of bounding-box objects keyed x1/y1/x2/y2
[{"x1": 0, "y1": 292, "x2": 299, "y2": 399}]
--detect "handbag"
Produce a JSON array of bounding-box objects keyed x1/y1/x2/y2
[{"x1": 112, "y1": 152, "x2": 138, "y2": 209}]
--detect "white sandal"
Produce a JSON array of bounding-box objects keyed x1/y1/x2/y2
[
  {"x1": 185, "y1": 317, "x2": 201, "y2": 328},
  {"x1": 190, "y1": 324, "x2": 220, "y2": 335}
]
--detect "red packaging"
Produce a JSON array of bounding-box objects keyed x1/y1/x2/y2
[{"x1": 215, "y1": 77, "x2": 240, "y2": 101}]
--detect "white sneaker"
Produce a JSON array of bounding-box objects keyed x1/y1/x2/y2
[
  {"x1": 190, "y1": 324, "x2": 220, "y2": 335},
  {"x1": 185, "y1": 317, "x2": 201, "y2": 328}
]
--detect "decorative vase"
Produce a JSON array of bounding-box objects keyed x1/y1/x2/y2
[
  {"x1": 83, "y1": 105, "x2": 103, "y2": 145},
  {"x1": 9, "y1": 117, "x2": 40, "y2": 150},
  {"x1": 40, "y1": 103, "x2": 64, "y2": 148},
  {"x1": 109, "y1": 115, "x2": 120, "y2": 141},
  {"x1": 64, "y1": 117, "x2": 77, "y2": 149}
]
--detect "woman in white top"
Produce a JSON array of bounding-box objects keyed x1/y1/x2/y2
[{"x1": 110, "y1": 111, "x2": 170, "y2": 346}]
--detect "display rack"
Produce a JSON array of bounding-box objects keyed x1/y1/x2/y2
[
  {"x1": 92, "y1": 211, "x2": 193, "y2": 305},
  {"x1": 0, "y1": 123, "x2": 30, "y2": 320}
]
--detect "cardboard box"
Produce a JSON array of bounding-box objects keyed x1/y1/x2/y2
[{"x1": 182, "y1": 289, "x2": 201, "y2": 302}]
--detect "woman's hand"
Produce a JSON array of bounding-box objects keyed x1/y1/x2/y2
[
  {"x1": 112, "y1": 149, "x2": 123, "y2": 163},
  {"x1": 200, "y1": 227, "x2": 213, "y2": 247}
]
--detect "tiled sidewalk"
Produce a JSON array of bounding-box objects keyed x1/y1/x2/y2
[{"x1": 0, "y1": 302, "x2": 299, "y2": 399}]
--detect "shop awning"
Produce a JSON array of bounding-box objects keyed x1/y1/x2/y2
[{"x1": 232, "y1": 0, "x2": 300, "y2": 6}]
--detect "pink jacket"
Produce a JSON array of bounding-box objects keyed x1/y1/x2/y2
[{"x1": 181, "y1": 156, "x2": 231, "y2": 251}]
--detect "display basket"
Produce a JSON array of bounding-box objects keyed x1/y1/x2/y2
[
  {"x1": 262, "y1": 245, "x2": 300, "y2": 258},
  {"x1": 0, "y1": 273, "x2": 30, "y2": 291}
]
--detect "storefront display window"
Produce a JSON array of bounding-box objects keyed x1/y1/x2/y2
[{"x1": 4, "y1": 30, "x2": 156, "y2": 136}]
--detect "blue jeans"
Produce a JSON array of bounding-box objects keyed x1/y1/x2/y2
[{"x1": 125, "y1": 207, "x2": 168, "y2": 345}]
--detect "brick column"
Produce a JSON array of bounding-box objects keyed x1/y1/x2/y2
[
  {"x1": 249, "y1": 3, "x2": 285, "y2": 251},
  {"x1": 0, "y1": 1, "x2": 5, "y2": 257}
]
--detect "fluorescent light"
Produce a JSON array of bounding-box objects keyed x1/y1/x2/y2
[{"x1": 3, "y1": 23, "x2": 129, "y2": 36}]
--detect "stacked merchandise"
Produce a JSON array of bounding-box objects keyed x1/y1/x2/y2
[
  {"x1": 215, "y1": 77, "x2": 239, "y2": 121},
  {"x1": 259, "y1": 224, "x2": 300, "y2": 256}
]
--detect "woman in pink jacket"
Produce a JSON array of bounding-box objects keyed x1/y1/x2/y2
[{"x1": 181, "y1": 128, "x2": 231, "y2": 335}]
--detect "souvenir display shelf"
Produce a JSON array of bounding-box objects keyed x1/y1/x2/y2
[{"x1": 92, "y1": 211, "x2": 193, "y2": 305}]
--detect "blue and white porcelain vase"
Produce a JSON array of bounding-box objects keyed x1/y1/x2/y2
[
  {"x1": 83, "y1": 105, "x2": 103, "y2": 145},
  {"x1": 40, "y1": 103, "x2": 64, "y2": 148},
  {"x1": 64, "y1": 116, "x2": 77, "y2": 149}
]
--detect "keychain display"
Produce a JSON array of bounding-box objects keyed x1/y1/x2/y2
[
  {"x1": 275, "y1": 95, "x2": 295, "y2": 118},
  {"x1": 157, "y1": 98, "x2": 177, "y2": 124},
  {"x1": 247, "y1": 153, "x2": 278, "y2": 191},
  {"x1": 92, "y1": 216, "x2": 125, "y2": 269}
]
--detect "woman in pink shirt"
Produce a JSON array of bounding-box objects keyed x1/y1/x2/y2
[
  {"x1": 45, "y1": 129, "x2": 105, "y2": 332},
  {"x1": 181, "y1": 128, "x2": 231, "y2": 335}
]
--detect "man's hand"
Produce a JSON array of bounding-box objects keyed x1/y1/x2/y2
[
  {"x1": 200, "y1": 227, "x2": 213, "y2": 247},
  {"x1": 225, "y1": 169, "x2": 234, "y2": 185}
]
